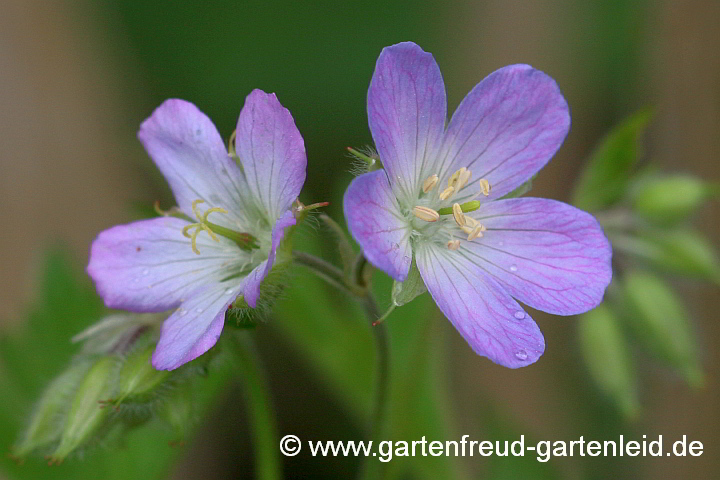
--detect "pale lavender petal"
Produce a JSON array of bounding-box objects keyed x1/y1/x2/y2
[
  {"x1": 463, "y1": 198, "x2": 612, "y2": 315},
  {"x1": 235, "y1": 90, "x2": 307, "y2": 223},
  {"x1": 439, "y1": 65, "x2": 570, "y2": 201},
  {"x1": 243, "y1": 210, "x2": 296, "y2": 308},
  {"x1": 87, "y1": 217, "x2": 241, "y2": 312},
  {"x1": 368, "y1": 42, "x2": 447, "y2": 201},
  {"x1": 415, "y1": 243, "x2": 545, "y2": 368},
  {"x1": 152, "y1": 280, "x2": 244, "y2": 370},
  {"x1": 138, "y1": 99, "x2": 254, "y2": 229},
  {"x1": 344, "y1": 170, "x2": 412, "y2": 282}
]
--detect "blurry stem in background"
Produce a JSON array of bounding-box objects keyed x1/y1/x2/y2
[
  {"x1": 233, "y1": 333, "x2": 282, "y2": 480},
  {"x1": 293, "y1": 250, "x2": 390, "y2": 477}
]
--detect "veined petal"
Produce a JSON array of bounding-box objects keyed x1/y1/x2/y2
[
  {"x1": 152, "y1": 280, "x2": 244, "y2": 370},
  {"x1": 243, "y1": 210, "x2": 296, "y2": 308},
  {"x1": 138, "y1": 99, "x2": 253, "y2": 230},
  {"x1": 344, "y1": 170, "x2": 412, "y2": 282},
  {"x1": 464, "y1": 198, "x2": 612, "y2": 315},
  {"x1": 416, "y1": 243, "x2": 545, "y2": 368},
  {"x1": 368, "y1": 42, "x2": 447, "y2": 202},
  {"x1": 235, "y1": 90, "x2": 307, "y2": 223},
  {"x1": 87, "y1": 217, "x2": 242, "y2": 312},
  {"x1": 439, "y1": 65, "x2": 570, "y2": 201}
]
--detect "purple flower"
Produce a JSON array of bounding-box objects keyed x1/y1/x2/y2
[
  {"x1": 344, "y1": 42, "x2": 612, "y2": 368},
  {"x1": 87, "y1": 90, "x2": 306, "y2": 370}
]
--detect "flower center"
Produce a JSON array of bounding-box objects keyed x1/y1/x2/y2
[
  {"x1": 411, "y1": 168, "x2": 492, "y2": 250},
  {"x1": 182, "y1": 199, "x2": 259, "y2": 255}
]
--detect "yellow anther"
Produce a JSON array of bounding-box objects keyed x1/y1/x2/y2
[
  {"x1": 478, "y1": 178, "x2": 491, "y2": 196},
  {"x1": 451, "y1": 203, "x2": 466, "y2": 227},
  {"x1": 412, "y1": 206, "x2": 440, "y2": 222},
  {"x1": 447, "y1": 239, "x2": 461, "y2": 250},
  {"x1": 422, "y1": 174, "x2": 439, "y2": 193},
  {"x1": 438, "y1": 186, "x2": 455, "y2": 201},
  {"x1": 447, "y1": 167, "x2": 465, "y2": 188}
]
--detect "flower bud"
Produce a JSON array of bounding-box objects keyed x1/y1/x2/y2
[
  {"x1": 49, "y1": 356, "x2": 118, "y2": 463},
  {"x1": 12, "y1": 360, "x2": 92, "y2": 459},
  {"x1": 622, "y1": 272, "x2": 703, "y2": 386},
  {"x1": 631, "y1": 175, "x2": 710, "y2": 226},
  {"x1": 113, "y1": 343, "x2": 171, "y2": 405},
  {"x1": 578, "y1": 304, "x2": 639, "y2": 419}
]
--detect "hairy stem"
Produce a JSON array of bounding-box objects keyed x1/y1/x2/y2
[{"x1": 234, "y1": 334, "x2": 282, "y2": 480}]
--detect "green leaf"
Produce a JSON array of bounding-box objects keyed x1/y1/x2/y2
[
  {"x1": 572, "y1": 108, "x2": 653, "y2": 211},
  {"x1": 578, "y1": 304, "x2": 640, "y2": 419},
  {"x1": 622, "y1": 271, "x2": 703, "y2": 386},
  {"x1": 620, "y1": 230, "x2": 720, "y2": 285}
]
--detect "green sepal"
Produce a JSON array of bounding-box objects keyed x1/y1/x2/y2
[
  {"x1": 572, "y1": 108, "x2": 653, "y2": 211},
  {"x1": 621, "y1": 271, "x2": 703, "y2": 386},
  {"x1": 499, "y1": 174, "x2": 536, "y2": 200},
  {"x1": 578, "y1": 304, "x2": 640, "y2": 419},
  {"x1": 391, "y1": 256, "x2": 427, "y2": 307}
]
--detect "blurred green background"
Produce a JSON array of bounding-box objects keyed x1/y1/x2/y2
[{"x1": 1, "y1": 0, "x2": 718, "y2": 478}]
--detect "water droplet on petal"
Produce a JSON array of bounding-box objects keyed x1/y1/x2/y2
[
  {"x1": 225, "y1": 288, "x2": 234, "y2": 294},
  {"x1": 178, "y1": 308, "x2": 187, "y2": 317},
  {"x1": 195, "y1": 308, "x2": 203, "y2": 313},
  {"x1": 509, "y1": 264, "x2": 518, "y2": 272},
  {"x1": 142, "y1": 268, "x2": 149, "y2": 275},
  {"x1": 498, "y1": 241, "x2": 504, "y2": 247},
  {"x1": 514, "y1": 311, "x2": 525, "y2": 320},
  {"x1": 514, "y1": 349, "x2": 528, "y2": 360}
]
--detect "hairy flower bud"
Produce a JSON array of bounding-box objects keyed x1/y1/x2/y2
[
  {"x1": 113, "y1": 343, "x2": 171, "y2": 405},
  {"x1": 12, "y1": 360, "x2": 92, "y2": 459},
  {"x1": 49, "y1": 356, "x2": 119, "y2": 463}
]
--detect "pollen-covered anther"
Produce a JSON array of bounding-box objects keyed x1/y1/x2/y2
[
  {"x1": 438, "y1": 186, "x2": 455, "y2": 201},
  {"x1": 466, "y1": 224, "x2": 485, "y2": 241},
  {"x1": 451, "y1": 203, "x2": 466, "y2": 227},
  {"x1": 412, "y1": 206, "x2": 440, "y2": 222},
  {"x1": 478, "y1": 178, "x2": 491, "y2": 197},
  {"x1": 448, "y1": 167, "x2": 472, "y2": 191},
  {"x1": 447, "y1": 239, "x2": 461, "y2": 250},
  {"x1": 422, "y1": 174, "x2": 439, "y2": 193}
]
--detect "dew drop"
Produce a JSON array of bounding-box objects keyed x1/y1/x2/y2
[
  {"x1": 514, "y1": 311, "x2": 525, "y2": 320},
  {"x1": 178, "y1": 308, "x2": 187, "y2": 317},
  {"x1": 498, "y1": 241, "x2": 504, "y2": 247},
  {"x1": 509, "y1": 264, "x2": 518, "y2": 272},
  {"x1": 514, "y1": 349, "x2": 528, "y2": 360},
  {"x1": 195, "y1": 308, "x2": 203, "y2": 313},
  {"x1": 142, "y1": 268, "x2": 149, "y2": 276},
  {"x1": 225, "y1": 288, "x2": 234, "y2": 294}
]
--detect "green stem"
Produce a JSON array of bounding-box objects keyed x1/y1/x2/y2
[
  {"x1": 293, "y1": 251, "x2": 367, "y2": 297},
  {"x1": 294, "y1": 250, "x2": 391, "y2": 479},
  {"x1": 234, "y1": 334, "x2": 282, "y2": 480}
]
